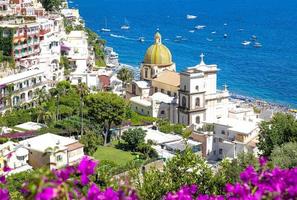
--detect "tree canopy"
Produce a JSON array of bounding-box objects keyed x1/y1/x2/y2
[
  {"x1": 121, "y1": 128, "x2": 146, "y2": 151},
  {"x1": 271, "y1": 142, "x2": 297, "y2": 169},
  {"x1": 257, "y1": 112, "x2": 297, "y2": 156}
]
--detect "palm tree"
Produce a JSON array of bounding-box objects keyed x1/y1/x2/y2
[
  {"x1": 43, "y1": 146, "x2": 60, "y2": 167},
  {"x1": 4, "y1": 83, "x2": 14, "y2": 112},
  {"x1": 76, "y1": 83, "x2": 89, "y2": 136},
  {"x1": 117, "y1": 67, "x2": 134, "y2": 96},
  {"x1": 34, "y1": 88, "x2": 48, "y2": 105}
]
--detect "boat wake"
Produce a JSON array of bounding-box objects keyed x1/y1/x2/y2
[{"x1": 109, "y1": 34, "x2": 140, "y2": 41}]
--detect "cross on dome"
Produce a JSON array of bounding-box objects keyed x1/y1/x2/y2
[{"x1": 200, "y1": 53, "x2": 205, "y2": 65}]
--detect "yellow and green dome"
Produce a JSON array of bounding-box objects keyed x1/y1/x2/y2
[{"x1": 144, "y1": 32, "x2": 173, "y2": 66}]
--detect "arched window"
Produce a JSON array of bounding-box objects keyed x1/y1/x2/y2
[
  {"x1": 196, "y1": 116, "x2": 200, "y2": 124},
  {"x1": 182, "y1": 96, "x2": 186, "y2": 107},
  {"x1": 144, "y1": 68, "x2": 148, "y2": 79},
  {"x1": 195, "y1": 98, "x2": 200, "y2": 107},
  {"x1": 160, "y1": 110, "x2": 165, "y2": 115},
  {"x1": 195, "y1": 85, "x2": 199, "y2": 91}
]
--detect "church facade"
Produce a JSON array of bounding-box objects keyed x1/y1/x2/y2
[{"x1": 128, "y1": 31, "x2": 229, "y2": 126}]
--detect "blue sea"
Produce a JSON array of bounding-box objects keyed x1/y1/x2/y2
[{"x1": 70, "y1": 0, "x2": 297, "y2": 107}]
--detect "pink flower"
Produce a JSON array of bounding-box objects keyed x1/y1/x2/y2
[{"x1": 35, "y1": 187, "x2": 57, "y2": 200}]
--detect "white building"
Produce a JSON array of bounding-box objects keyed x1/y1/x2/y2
[
  {"x1": 178, "y1": 54, "x2": 229, "y2": 127},
  {"x1": 0, "y1": 141, "x2": 32, "y2": 176},
  {"x1": 0, "y1": 69, "x2": 48, "y2": 113},
  {"x1": 20, "y1": 133, "x2": 84, "y2": 170},
  {"x1": 130, "y1": 92, "x2": 178, "y2": 123},
  {"x1": 144, "y1": 127, "x2": 202, "y2": 160}
]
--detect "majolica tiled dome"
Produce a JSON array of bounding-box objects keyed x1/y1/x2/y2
[{"x1": 144, "y1": 32, "x2": 172, "y2": 66}]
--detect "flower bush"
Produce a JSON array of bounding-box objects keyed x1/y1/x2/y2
[
  {"x1": 164, "y1": 157, "x2": 297, "y2": 200},
  {"x1": 1, "y1": 156, "x2": 297, "y2": 200}
]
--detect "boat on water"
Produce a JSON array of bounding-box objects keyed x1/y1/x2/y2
[
  {"x1": 206, "y1": 38, "x2": 213, "y2": 42},
  {"x1": 251, "y1": 35, "x2": 257, "y2": 40},
  {"x1": 211, "y1": 31, "x2": 216, "y2": 34},
  {"x1": 195, "y1": 25, "x2": 206, "y2": 30},
  {"x1": 189, "y1": 30, "x2": 195, "y2": 33},
  {"x1": 174, "y1": 36, "x2": 182, "y2": 42},
  {"x1": 187, "y1": 15, "x2": 197, "y2": 20},
  {"x1": 101, "y1": 18, "x2": 111, "y2": 32},
  {"x1": 242, "y1": 40, "x2": 251, "y2": 46},
  {"x1": 138, "y1": 37, "x2": 145, "y2": 43},
  {"x1": 224, "y1": 23, "x2": 228, "y2": 26},
  {"x1": 121, "y1": 18, "x2": 130, "y2": 30},
  {"x1": 254, "y1": 42, "x2": 262, "y2": 48},
  {"x1": 224, "y1": 33, "x2": 228, "y2": 38}
]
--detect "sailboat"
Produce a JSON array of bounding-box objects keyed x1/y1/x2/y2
[
  {"x1": 121, "y1": 18, "x2": 130, "y2": 30},
  {"x1": 101, "y1": 18, "x2": 111, "y2": 32}
]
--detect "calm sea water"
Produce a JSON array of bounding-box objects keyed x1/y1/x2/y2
[{"x1": 70, "y1": 0, "x2": 297, "y2": 107}]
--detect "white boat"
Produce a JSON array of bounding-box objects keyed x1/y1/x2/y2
[
  {"x1": 224, "y1": 23, "x2": 228, "y2": 26},
  {"x1": 195, "y1": 25, "x2": 206, "y2": 30},
  {"x1": 174, "y1": 36, "x2": 182, "y2": 42},
  {"x1": 254, "y1": 42, "x2": 262, "y2": 48},
  {"x1": 101, "y1": 18, "x2": 111, "y2": 32},
  {"x1": 138, "y1": 37, "x2": 145, "y2": 43},
  {"x1": 242, "y1": 40, "x2": 251, "y2": 46},
  {"x1": 206, "y1": 38, "x2": 213, "y2": 42},
  {"x1": 251, "y1": 35, "x2": 257, "y2": 40},
  {"x1": 211, "y1": 31, "x2": 216, "y2": 34},
  {"x1": 187, "y1": 15, "x2": 197, "y2": 20},
  {"x1": 224, "y1": 33, "x2": 228, "y2": 38},
  {"x1": 121, "y1": 18, "x2": 130, "y2": 30},
  {"x1": 189, "y1": 30, "x2": 195, "y2": 33}
]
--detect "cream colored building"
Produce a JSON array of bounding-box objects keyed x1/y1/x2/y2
[
  {"x1": 178, "y1": 54, "x2": 229, "y2": 127},
  {"x1": 130, "y1": 92, "x2": 178, "y2": 123},
  {"x1": 152, "y1": 70, "x2": 180, "y2": 97},
  {"x1": 20, "y1": 133, "x2": 84, "y2": 170}
]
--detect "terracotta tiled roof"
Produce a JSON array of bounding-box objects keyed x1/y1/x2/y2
[
  {"x1": 153, "y1": 71, "x2": 180, "y2": 87},
  {"x1": 98, "y1": 75, "x2": 110, "y2": 88},
  {"x1": 66, "y1": 142, "x2": 84, "y2": 151}
]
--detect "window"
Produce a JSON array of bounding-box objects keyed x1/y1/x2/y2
[
  {"x1": 141, "y1": 109, "x2": 144, "y2": 113},
  {"x1": 195, "y1": 85, "x2": 199, "y2": 91},
  {"x1": 132, "y1": 84, "x2": 136, "y2": 94},
  {"x1": 154, "y1": 87, "x2": 158, "y2": 93},
  {"x1": 217, "y1": 99, "x2": 222, "y2": 103},
  {"x1": 161, "y1": 89, "x2": 164, "y2": 93},
  {"x1": 144, "y1": 68, "x2": 148, "y2": 79},
  {"x1": 135, "y1": 106, "x2": 138, "y2": 111},
  {"x1": 195, "y1": 98, "x2": 200, "y2": 107},
  {"x1": 182, "y1": 96, "x2": 186, "y2": 107},
  {"x1": 184, "y1": 85, "x2": 186, "y2": 91},
  {"x1": 219, "y1": 138, "x2": 223, "y2": 142},
  {"x1": 56, "y1": 155, "x2": 62, "y2": 162},
  {"x1": 167, "y1": 91, "x2": 171, "y2": 96},
  {"x1": 174, "y1": 93, "x2": 177, "y2": 97},
  {"x1": 219, "y1": 149, "x2": 223, "y2": 155},
  {"x1": 160, "y1": 110, "x2": 165, "y2": 115},
  {"x1": 213, "y1": 138, "x2": 216, "y2": 143},
  {"x1": 213, "y1": 150, "x2": 216, "y2": 155},
  {"x1": 221, "y1": 130, "x2": 225, "y2": 135},
  {"x1": 196, "y1": 116, "x2": 200, "y2": 124}
]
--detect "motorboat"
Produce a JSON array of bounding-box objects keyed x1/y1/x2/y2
[
  {"x1": 211, "y1": 31, "x2": 216, "y2": 34},
  {"x1": 138, "y1": 37, "x2": 145, "y2": 43},
  {"x1": 189, "y1": 30, "x2": 195, "y2": 33},
  {"x1": 207, "y1": 38, "x2": 213, "y2": 42},
  {"x1": 195, "y1": 25, "x2": 206, "y2": 30},
  {"x1": 242, "y1": 40, "x2": 251, "y2": 46},
  {"x1": 187, "y1": 15, "x2": 197, "y2": 20},
  {"x1": 224, "y1": 33, "x2": 228, "y2": 38},
  {"x1": 251, "y1": 35, "x2": 257, "y2": 40},
  {"x1": 254, "y1": 42, "x2": 262, "y2": 48}
]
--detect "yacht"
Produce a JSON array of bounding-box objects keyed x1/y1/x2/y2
[
  {"x1": 224, "y1": 33, "x2": 228, "y2": 38},
  {"x1": 121, "y1": 18, "x2": 130, "y2": 30},
  {"x1": 187, "y1": 15, "x2": 197, "y2": 20},
  {"x1": 254, "y1": 42, "x2": 262, "y2": 48},
  {"x1": 242, "y1": 40, "x2": 251, "y2": 46},
  {"x1": 138, "y1": 37, "x2": 145, "y2": 43},
  {"x1": 195, "y1": 25, "x2": 206, "y2": 30},
  {"x1": 101, "y1": 18, "x2": 111, "y2": 32}
]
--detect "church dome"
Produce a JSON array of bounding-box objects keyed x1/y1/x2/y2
[{"x1": 144, "y1": 32, "x2": 173, "y2": 66}]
